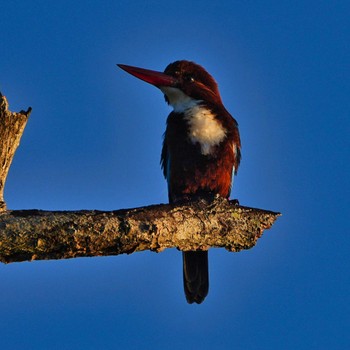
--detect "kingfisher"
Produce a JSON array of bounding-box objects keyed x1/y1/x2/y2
[{"x1": 118, "y1": 60, "x2": 241, "y2": 304}]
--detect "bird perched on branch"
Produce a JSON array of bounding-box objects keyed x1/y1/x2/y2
[{"x1": 118, "y1": 60, "x2": 241, "y2": 304}]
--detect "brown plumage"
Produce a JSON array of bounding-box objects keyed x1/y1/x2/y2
[
  {"x1": 160, "y1": 61, "x2": 241, "y2": 304},
  {"x1": 118, "y1": 60, "x2": 241, "y2": 304},
  {"x1": 161, "y1": 107, "x2": 239, "y2": 201}
]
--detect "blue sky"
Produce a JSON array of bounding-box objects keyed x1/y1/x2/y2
[{"x1": 1, "y1": 1, "x2": 349, "y2": 349}]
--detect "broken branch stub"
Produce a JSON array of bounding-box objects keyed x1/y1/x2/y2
[{"x1": 0, "y1": 93, "x2": 31, "y2": 211}]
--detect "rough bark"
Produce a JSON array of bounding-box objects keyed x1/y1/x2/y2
[
  {"x1": 0, "y1": 93, "x2": 31, "y2": 211},
  {"x1": 0, "y1": 93, "x2": 281, "y2": 265},
  {"x1": 0, "y1": 198, "x2": 280, "y2": 264}
]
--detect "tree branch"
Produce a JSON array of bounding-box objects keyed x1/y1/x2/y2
[
  {"x1": 0, "y1": 198, "x2": 280, "y2": 264},
  {"x1": 0, "y1": 93, "x2": 281, "y2": 265},
  {"x1": 0, "y1": 93, "x2": 31, "y2": 211}
]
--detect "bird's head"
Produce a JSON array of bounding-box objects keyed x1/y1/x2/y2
[{"x1": 117, "y1": 60, "x2": 222, "y2": 112}]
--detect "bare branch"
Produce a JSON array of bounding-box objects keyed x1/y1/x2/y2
[
  {"x1": 0, "y1": 94, "x2": 281, "y2": 265},
  {"x1": 0, "y1": 198, "x2": 280, "y2": 264},
  {"x1": 0, "y1": 93, "x2": 31, "y2": 211}
]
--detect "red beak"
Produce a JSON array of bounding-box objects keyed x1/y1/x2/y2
[{"x1": 117, "y1": 64, "x2": 177, "y2": 87}]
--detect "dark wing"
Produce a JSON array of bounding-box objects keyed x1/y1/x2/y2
[
  {"x1": 160, "y1": 132, "x2": 168, "y2": 180},
  {"x1": 233, "y1": 123, "x2": 241, "y2": 175}
]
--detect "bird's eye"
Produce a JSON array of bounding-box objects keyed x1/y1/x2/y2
[{"x1": 184, "y1": 74, "x2": 195, "y2": 83}]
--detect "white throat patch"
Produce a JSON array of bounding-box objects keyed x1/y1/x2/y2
[
  {"x1": 161, "y1": 86, "x2": 226, "y2": 155},
  {"x1": 185, "y1": 105, "x2": 226, "y2": 155},
  {"x1": 160, "y1": 86, "x2": 199, "y2": 113}
]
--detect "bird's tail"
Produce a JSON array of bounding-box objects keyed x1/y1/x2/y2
[{"x1": 182, "y1": 251, "x2": 209, "y2": 304}]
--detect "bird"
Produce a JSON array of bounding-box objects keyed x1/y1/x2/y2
[{"x1": 117, "y1": 60, "x2": 241, "y2": 304}]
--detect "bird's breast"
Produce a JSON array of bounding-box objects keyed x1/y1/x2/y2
[{"x1": 184, "y1": 105, "x2": 226, "y2": 156}]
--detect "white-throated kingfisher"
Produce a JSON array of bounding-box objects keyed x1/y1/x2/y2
[{"x1": 118, "y1": 60, "x2": 241, "y2": 304}]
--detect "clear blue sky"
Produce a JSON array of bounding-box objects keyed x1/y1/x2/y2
[{"x1": 1, "y1": 1, "x2": 349, "y2": 349}]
